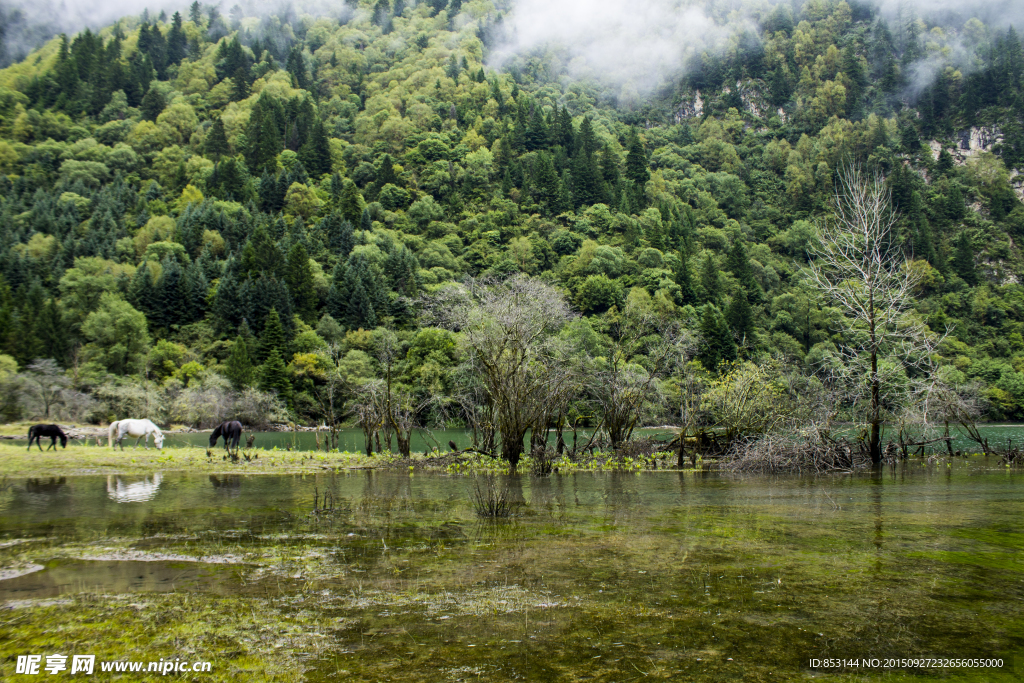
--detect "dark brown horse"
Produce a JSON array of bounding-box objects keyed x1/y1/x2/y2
[
  {"x1": 210, "y1": 421, "x2": 243, "y2": 452},
  {"x1": 28, "y1": 424, "x2": 68, "y2": 451}
]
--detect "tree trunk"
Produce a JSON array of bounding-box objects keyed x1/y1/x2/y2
[
  {"x1": 869, "y1": 293, "x2": 882, "y2": 466},
  {"x1": 396, "y1": 432, "x2": 411, "y2": 458},
  {"x1": 362, "y1": 427, "x2": 373, "y2": 457},
  {"x1": 502, "y1": 431, "x2": 526, "y2": 469},
  {"x1": 676, "y1": 428, "x2": 686, "y2": 469},
  {"x1": 555, "y1": 414, "x2": 565, "y2": 457}
]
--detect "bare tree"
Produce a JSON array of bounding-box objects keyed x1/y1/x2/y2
[
  {"x1": 676, "y1": 357, "x2": 706, "y2": 467},
  {"x1": 592, "y1": 301, "x2": 679, "y2": 451},
  {"x1": 21, "y1": 359, "x2": 70, "y2": 418},
  {"x1": 310, "y1": 343, "x2": 352, "y2": 451},
  {"x1": 354, "y1": 379, "x2": 388, "y2": 457},
  {"x1": 809, "y1": 165, "x2": 926, "y2": 465},
  {"x1": 424, "y1": 275, "x2": 576, "y2": 468}
]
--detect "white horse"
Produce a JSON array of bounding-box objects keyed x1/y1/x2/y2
[{"x1": 108, "y1": 419, "x2": 165, "y2": 450}]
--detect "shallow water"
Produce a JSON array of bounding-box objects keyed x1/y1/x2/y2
[
  {"x1": 1, "y1": 462, "x2": 1022, "y2": 681},
  {"x1": 0, "y1": 559, "x2": 242, "y2": 599}
]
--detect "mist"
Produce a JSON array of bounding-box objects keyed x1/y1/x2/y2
[
  {"x1": 487, "y1": 0, "x2": 745, "y2": 95},
  {"x1": 2, "y1": 0, "x2": 1022, "y2": 97}
]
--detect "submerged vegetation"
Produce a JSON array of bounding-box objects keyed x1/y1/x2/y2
[
  {"x1": 0, "y1": 1, "x2": 1021, "y2": 470},
  {"x1": 2, "y1": 465, "x2": 1022, "y2": 680}
]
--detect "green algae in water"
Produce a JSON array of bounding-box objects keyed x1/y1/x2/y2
[{"x1": 1, "y1": 463, "x2": 1022, "y2": 681}]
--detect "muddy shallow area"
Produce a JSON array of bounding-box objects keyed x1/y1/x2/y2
[{"x1": 1, "y1": 463, "x2": 1022, "y2": 681}]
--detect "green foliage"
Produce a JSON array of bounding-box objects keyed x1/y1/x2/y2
[
  {"x1": 257, "y1": 349, "x2": 292, "y2": 404},
  {"x1": 81, "y1": 293, "x2": 150, "y2": 375},
  {"x1": 3, "y1": 1, "x2": 1024, "y2": 425},
  {"x1": 258, "y1": 308, "x2": 288, "y2": 363},
  {"x1": 225, "y1": 335, "x2": 256, "y2": 389}
]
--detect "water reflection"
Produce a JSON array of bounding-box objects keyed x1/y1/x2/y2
[
  {"x1": 106, "y1": 473, "x2": 163, "y2": 503},
  {"x1": 25, "y1": 477, "x2": 67, "y2": 494},
  {"x1": 209, "y1": 474, "x2": 242, "y2": 496},
  {"x1": 0, "y1": 560, "x2": 237, "y2": 599}
]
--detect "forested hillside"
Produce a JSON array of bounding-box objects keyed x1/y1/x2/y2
[{"x1": 0, "y1": 0, "x2": 1022, "y2": 442}]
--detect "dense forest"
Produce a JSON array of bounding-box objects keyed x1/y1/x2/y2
[{"x1": 0, "y1": 0, "x2": 1022, "y2": 461}]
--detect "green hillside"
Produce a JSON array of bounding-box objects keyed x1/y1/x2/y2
[{"x1": 0, "y1": 0, "x2": 1022, "y2": 452}]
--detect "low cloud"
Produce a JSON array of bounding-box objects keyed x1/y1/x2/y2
[{"x1": 488, "y1": 0, "x2": 745, "y2": 94}]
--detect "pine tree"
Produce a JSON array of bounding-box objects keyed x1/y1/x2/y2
[
  {"x1": 725, "y1": 290, "x2": 754, "y2": 343},
  {"x1": 258, "y1": 307, "x2": 288, "y2": 362},
  {"x1": 154, "y1": 256, "x2": 185, "y2": 329},
  {"x1": 322, "y1": 213, "x2": 355, "y2": 257},
  {"x1": 376, "y1": 154, "x2": 399, "y2": 187},
  {"x1": 952, "y1": 231, "x2": 978, "y2": 285},
  {"x1": 129, "y1": 262, "x2": 157, "y2": 317},
  {"x1": 225, "y1": 335, "x2": 256, "y2": 388},
  {"x1": 576, "y1": 117, "x2": 597, "y2": 157},
  {"x1": 572, "y1": 147, "x2": 603, "y2": 209},
  {"x1": 624, "y1": 129, "x2": 649, "y2": 186},
  {"x1": 167, "y1": 12, "x2": 187, "y2": 65},
  {"x1": 244, "y1": 97, "x2": 282, "y2": 174},
  {"x1": 36, "y1": 298, "x2": 67, "y2": 364},
  {"x1": 555, "y1": 106, "x2": 575, "y2": 152},
  {"x1": 140, "y1": 85, "x2": 166, "y2": 121},
  {"x1": 285, "y1": 242, "x2": 317, "y2": 323},
  {"x1": 258, "y1": 349, "x2": 292, "y2": 403},
  {"x1": 533, "y1": 152, "x2": 560, "y2": 215},
  {"x1": 183, "y1": 261, "x2": 209, "y2": 321},
  {"x1": 205, "y1": 117, "x2": 230, "y2": 160},
  {"x1": 945, "y1": 183, "x2": 966, "y2": 221},
  {"x1": 298, "y1": 118, "x2": 332, "y2": 177},
  {"x1": 286, "y1": 46, "x2": 309, "y2": 89},
  {"x1": 674, "y1": 252, "x2": 695, "y2": 304},
  {"x1": 240, "y1": 223, "x2": 285, "y2": 277},
  {"x1": 525, "y1": 102, "x2": 549, "y2": 150},
  {"x1": 700, "y1": 252, "x2": 721, "y2": 304},
  {"x1": 937, "y1": 148, "x2": 954, "y2": 175},
  {"x1": 339, "y1": 179, "x2": 365, "y2": 225},
  {"x1": 325, "y1": 261, "x2": 348, "y2": 321},
  {"x1": 908, "y1": 191, "x2": 937, "y2": 265},
  {"x1": 12, "y1": 307, "x2": 39, "y2": 367},
  {"x1": 347, "y1": 280, "x2": 377, "y2": 329},
  {"x1": 727, "y1": 239, "x2": 760, "y2": 298},
  {"x1": 230, "y1": 66, "x2": 251, "y2": 102},
  {"x1": 697, "y1": 304, "x2": 737, "y2": 371}
]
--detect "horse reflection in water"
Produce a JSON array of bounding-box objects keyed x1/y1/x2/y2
[
  {"x1": 106, "y1": 473, "x2": 163, "y2": 502},
  {"x1": 209, "y1": 475, "x2": 242, "y2": 497},
  {"x1": 26, "y1": 477, "x2": 67, "y2": 494}
]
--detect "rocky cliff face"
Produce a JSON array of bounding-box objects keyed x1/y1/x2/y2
[
  {"x1": 673, "y1": 80, "x2": 778, "y2": 123},
  {"x1": 930, "y1": 127, "x2": 1023, "y2": 201},
  {"x1": 930, "y1": 126, "x2": 1003, "y2": 164}
]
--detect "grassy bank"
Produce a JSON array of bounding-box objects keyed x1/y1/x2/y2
[
  {"x1": 0, "y1": 443, "x2": 374, "y2": 478},
  {"x1": 0, "y1": 442, "x2": 700, "y2": 478}
]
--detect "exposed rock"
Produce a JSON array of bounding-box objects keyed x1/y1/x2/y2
[
  {"x1": 930, "y1": 126, "x2": 1004, "y2": 165},
  {"x1": 674, "y1": 80, "x2": 772, "y2": 123},
  {"x1": 674, "y1": 90, "x2": 704, "y2": 121},
  {"x1": 735, "y1": 79, "x2": 771, "y2": 119}
]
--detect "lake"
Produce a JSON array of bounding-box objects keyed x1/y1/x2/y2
[{"x1": 1, "y1": 461, "x2": 1021, "y2": 680}]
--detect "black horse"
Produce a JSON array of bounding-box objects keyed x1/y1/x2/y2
[
  {"x1": 210, "y1": 421, "x2": 243, "y2": 452},
  {"x1": 27, "y1": 424, "x2": 68, "y2": 451}
]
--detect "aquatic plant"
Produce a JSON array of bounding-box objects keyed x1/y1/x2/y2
[{"x1": 472, "y1": 477, "x2": 517, "y2": 518}]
